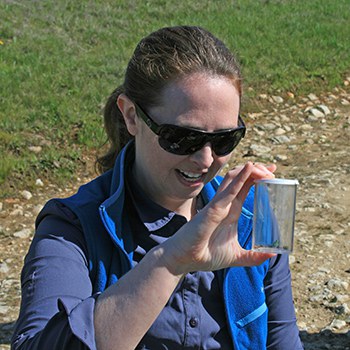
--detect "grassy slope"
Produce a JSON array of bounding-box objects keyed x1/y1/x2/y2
[{"x1": 0, "y1": 0, "x2": 349, "y2": 195}]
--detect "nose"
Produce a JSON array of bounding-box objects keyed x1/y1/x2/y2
[{"x1": 189, "y1": 142, "x2": 215, "y2": 168}]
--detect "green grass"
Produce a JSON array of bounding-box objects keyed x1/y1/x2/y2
[{"x1": 1, "y1": 0, "x2": 349, "y2": 195}]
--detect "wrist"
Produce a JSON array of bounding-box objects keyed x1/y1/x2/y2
[{"x1": 150, "y1": 242, "x2": 189, "y2": 278}]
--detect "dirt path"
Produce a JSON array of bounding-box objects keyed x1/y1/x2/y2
[{"x1": 0, "y1": 85, "x2": 349, "y2": 349}]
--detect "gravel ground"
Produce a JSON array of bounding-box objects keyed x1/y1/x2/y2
[{"x1": 0, "y1": 84, "x2": 349, "y2": 349}]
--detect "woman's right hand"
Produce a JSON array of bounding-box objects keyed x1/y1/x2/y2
[{"x1": 160, "y1": 162, "x2": 276, "y2": 276}]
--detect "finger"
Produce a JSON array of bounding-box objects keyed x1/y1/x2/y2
[
  {"x1": 234, "y1": 248, "x2": 276, "y2": 267},
  {"x1": 266, "y1": 163, "x2": 277, "y2": 173},
  {"x1": 215, "y1": 165, "x2": 245, "y2": 194},
  {"x1": 231, "y1": 163, "x2": 275, "y2": 205},
  {"x1": 251, "y1": 163, "x2": 275, "y2": 179},
  {"x1": 213, "y1": 162, "x2": 254, "y2": 208}
]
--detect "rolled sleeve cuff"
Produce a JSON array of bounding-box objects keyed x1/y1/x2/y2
[{"x1": 58, "y1": 293, "x2": 101, "y2": 350}]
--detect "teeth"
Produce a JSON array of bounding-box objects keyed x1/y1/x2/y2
[{"x1": 179, "y1": 170, "x2": 203, "y2": 181}]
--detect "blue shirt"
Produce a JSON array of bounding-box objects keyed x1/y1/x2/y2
[{"x1": 12, "y1": 163, "x2": 303, "y2": 349}]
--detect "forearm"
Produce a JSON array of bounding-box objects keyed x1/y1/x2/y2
[{"x1": 94, "y1": 244, "x2": 184, "y2": 350}]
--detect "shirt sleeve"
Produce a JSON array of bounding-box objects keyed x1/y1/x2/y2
[
  {"x1": 11, "y1": 202, "x2": 98, "y2": 350},
  {"x1": 264, "y1": 254, "x2": 304, "y2": 350}
]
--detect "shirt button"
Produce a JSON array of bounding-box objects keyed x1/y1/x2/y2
[{"x1": 189, "y1": 317, "x2": 198, "y2": 328}]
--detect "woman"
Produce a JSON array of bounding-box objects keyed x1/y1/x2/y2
[{"x1": 12, "y1": 26, "x2": 303, "y2": 349}]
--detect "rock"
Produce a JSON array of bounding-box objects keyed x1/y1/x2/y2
[
  {"x1": 274, "y1": 127, "x2": 286, "y2": 135},
  {"x1": 289, "y1": 255, "x2": 296, "y2": 264},
  {"x1": 274, "y1": 154, "x2": 288, "y2": 161},
  {"x1": 272, "y1": 96, "x2": 284, "y2": 104},
  {"x1": 334, "y1": 294, "x2": 350, "y2": 303},
  {"x1": 307, "y1": 115, "x2": 319, "y2": 122},
  {"x1": 324, "y1": 240, "x2": 334, "y2": 248},
  {"x1": 28, "y1": 146, "x2": 42, "y2": 154},
  {"x1": 318, "y1": 267, "x2": 331, "y2": 274},
  {"x1": 249, "y1": 144, "x2": 272, "y2": 156},
  {"x1": 327, "y1": 279, "x2": 349, "y2": 291},
  {"x1": 9, "y1": 208, "x2": 24, "y2": 216},
  {"x1": 335, "y1": 304, "x2": 350, "y2": 315},
  {"x1": 260, "y1": 123, "x2": 277, "y2": 131},
  {"x1": 13, "y1": 228, "x2": 32, "y2": 239},
  {"x1": 259, "y1": 94, "x2": 268, "y2": 100},
  {"x1": 0, "y1": 303, "x2": 9, "y2": 315},
  {"x1": 0, "y1": 262, "x2": 10, "y2": 274},
  {"x1": 309, "y1": 294, "x2": 324, "y2": 302},
  {"x1": 309, "y1": 108, "x2": 324, "y2": 118},
  {"x1": 270, "y1": 135, "x2": 291, "y2": 144},
  {"x1": 35, "y1": 179, "x2": 44, "y2": 187},
  {"x1": 299, "y1": 124, "x2": 313, "y2": 131},
  {"x1": 308, "y1": 93, "x2": 318, "y2": 101},
  {"x1": 329, "y1": 319, "x2": 347, "y2": 329},
  {"x1": 318, "y1": 104, "x2": 331, "y2": 115},
  {"x1": 21, "y1": 190, "x2": 33, "y2": 200}
]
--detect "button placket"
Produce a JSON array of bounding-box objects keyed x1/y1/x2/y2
[{"x1": 183, "y1": 272, "x2": 201, "y2": 347}]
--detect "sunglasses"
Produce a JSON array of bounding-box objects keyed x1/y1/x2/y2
[{"x1": 134, "y1": 102, "x2": 246, "y2": 156}]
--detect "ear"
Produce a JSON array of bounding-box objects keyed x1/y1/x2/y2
[{"x1": 117, "y1": 94, "x2": 138, "y2": 136}]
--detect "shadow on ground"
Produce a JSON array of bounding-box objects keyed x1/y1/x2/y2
[
  {"x1": 300, "y1": 330, "x2": 350, "y2": 350},
  {"x1": 0, "y1": 322, "x2": 15, "y2": 346}
]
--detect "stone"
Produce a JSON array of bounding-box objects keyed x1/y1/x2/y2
[
  {"x1": 289, "y1": 255, "x2": 296, "y2": 264},
  {"x1": 274, "y1": 154, "x2": 288, "y2": 161},
  {"x1": 13, "y1": 228, "x2": 32, "y2": 239},
  {"x1": 35, "y1": 179, "x2": 44, "y2": 187},
  {"x1": 272, "y1": 96, "x2": 284, "y2": 104},
  {"x1": 329, "y1": 319, "x2": 347, "y2": 329},
  {"x1": 249, "y1": 144, "x2": 272, "y2": 156},
  {"x1": 10, "y1": 208, "x2": 23, "y2": 216},
  {"x1": 300, "y1": 124, "x2": 313, "y2": 131},
  {"x1": 271, "y1": 135, "x2": 291, "y2": 144},
  {"x1": 260, "y1": 123, "x2": 277, "y2": 131},
  {"x1": 21, "y1": 190, "x2": 33, "y2": 200},
  {"x1": 28, "y1": 146, "x2": 42, "y2": 153},
  {"x1": 334, "y1": 294, "x2": 350, "y2": 303},
  {"x1": 335, "y1": 304, "x2": 350, "y2": 315},
  {"x1": 318, "y1": 104, "x2": 331, "y2": 115},
  {"x1": 308, "y1": 93, "x2": 318, "y2": 101},
  {"x1": 309, "y1": 108, "x2": 324, "y2": 118},
  {"x1": 0, "y1": 303, "x2": 9, "y2": 315},
  {"x1": 0, "y1": 262, "x2": 10, "y2": 274},
  {"x1": 327, "y1": 279, "x2": 349, "y2": 291},
  {"x1": 274, "y1": 127, "x2": 286, "y2": 135}
]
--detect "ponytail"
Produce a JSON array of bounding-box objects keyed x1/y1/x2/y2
[{"x1": 95, "y1": 86, "x2": 133, "y2": 174}]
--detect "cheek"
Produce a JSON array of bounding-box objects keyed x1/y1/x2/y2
[{"x1": 213, "y1": 155, "x2": 231, "y2": 172}]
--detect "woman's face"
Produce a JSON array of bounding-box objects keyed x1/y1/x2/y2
[{"x1": 133, "y1": 73, "x2": 241, "y2": 212}]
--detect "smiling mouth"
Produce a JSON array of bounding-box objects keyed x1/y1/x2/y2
[{"x1": 177, "y1": 170, "x2": 205, "y2": 182}]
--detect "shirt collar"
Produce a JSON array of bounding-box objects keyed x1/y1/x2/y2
[{"x1": 125, "y1": 164, "x2": 188, "y2": 233}]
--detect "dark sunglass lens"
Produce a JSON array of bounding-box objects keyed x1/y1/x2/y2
[
  {"x1": 158, "y1": 124, "x2": 245, "y2": 156},
  {"x1": 212, "y1": 129, "x2": 245, "y2": 156},
  {"x1": 158, "y1": 126, "x2": 204, "y2": 155}
]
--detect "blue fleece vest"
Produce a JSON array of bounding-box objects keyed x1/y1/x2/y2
[{"x1": 56, "y1": 144, "x2": 269, "y2": 349}]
